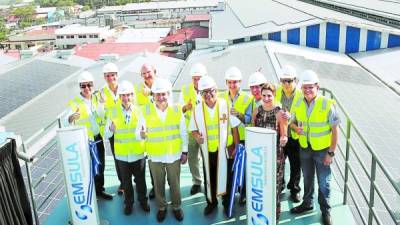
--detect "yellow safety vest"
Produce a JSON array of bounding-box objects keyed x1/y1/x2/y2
[
  {"x1": 204, "y1": 101, "x2": 233, "y2": 152},
  {"x1": 181, "y1": 83, "x2": 197, "y2": 126},
  {"x1": 100, "y1": 86, "x2": 120, "y2": 112},
  {"x1": 293, "y1": 96, "x2": 334, "y2": 151},
  {"x1": 110, "y1": 105, "x2": 144, "y2": 161},
  {"x1": 68, "y1": 95, "x2": 103, "y2": 140},
  {"x1": 221, "y1": 91, "x2": 253, "y2": 141},
  {"x1": 275, "y1": 85, "x2": 303, "y2": 139},
  {"x1": 134, "y1": 83, "x2": 152, "y2": 106},
  {"x1": 143, "y1": 104, "x2": 182, "y2": 157}
]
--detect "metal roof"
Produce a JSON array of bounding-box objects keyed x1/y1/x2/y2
[
  {"x1": 173, "y1": 40, "x2": 278, "y2": 91},
  {"x1": 122, "y1": 0, "x2": 218, "y2": 11},
  {"x1": 350, "y1": 47, "x2": 400, "y2": 94},
  {"x1": 0, "y1": 53, "x2": 17, "y2": 65}
]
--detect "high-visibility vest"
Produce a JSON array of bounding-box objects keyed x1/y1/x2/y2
[
  {"x1": 110, "y1": 105, "x2": 144, "y2": 161},
  {"x1": 134, "y1": 83, "x2": 152, "y2": 106},
  {"x1": 181, "y1": 83, "x2": 197, "y2": 125},
  {"x1": 293, "y1": 95, "x2": 334, "y2": 151},
  {"x1": 100, "y1": 86, "x2": 120, "y2": 112},
  {"x1": 275, "y1": 85, "x2": 303, "y2": 139},
  {"x1": 204, "y1": 101, "x2": 233, "y2": 152},
  {"x1": 143, "y1": 104, "x2": 182, "y2": 157},
  {"x1": 221, "y1": 91, "x2": 253, "y2": 141},
  {"x1": 68, "y1": 95, "x2": 102, "y2": 140}
]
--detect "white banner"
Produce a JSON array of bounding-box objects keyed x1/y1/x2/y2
[
  {"x1": 57, "y1": 126, "x2": 100, "y2": 225},
  {"x1": 246, "y1": 127, "x2": 277, "y2": 225}
]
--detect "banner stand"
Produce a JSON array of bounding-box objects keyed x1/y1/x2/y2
[
  {"x1": 58, "y1": 126, "x2": 109, "y2": 225},
  {"x1": 246, "y1": 127, "x2": 277, "y2": 225}
]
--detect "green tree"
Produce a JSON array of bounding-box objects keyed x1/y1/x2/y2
[
  {"x1": 0, "y1": 19, "x2": 9, "y2": 41},
  {"x1": 12, "y1": 4, "x2": 35, "y2": 28}
]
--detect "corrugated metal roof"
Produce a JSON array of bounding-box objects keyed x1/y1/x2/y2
[
  {"x1": 0, "y1": 53, "x2": 17, "y2": 65},
  {"x1": 350, "y1": 47, "x2": 400, "y2": 94},
  {"x1": 123, "y1": 0, "x2": 218, "y2": 11}
]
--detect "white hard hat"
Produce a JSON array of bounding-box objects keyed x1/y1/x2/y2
[
  {"x1": 300, "y1": 70, "x2": 319, "y2": 85},
  {"x1": 280, "y1": 65, "x2": 297, "y2": 79},
  {"x1": 118, "y1": 80, "x2": 134, "y2": 95},
  {"x1": 190, "y1": 63, "x2": 207, "y2": 77},
  {"x1": 151, "y1": 78, "x2": 172, "y2": 93},
  {"x1": 103, "y1": 62, "x2": 118, "y2": 74},
  {"x1": 248, "y1": 71, "x2": 267, "y2": 87},
  {"x1": 198, "y1": 76, "x2": 217, "y2": 91},
  {"x1": 78, "y1": 71, "x2": 94, "y2": 83},
  {"x1": 224, "y1": 66, "x2": 242, "y2": 81}
]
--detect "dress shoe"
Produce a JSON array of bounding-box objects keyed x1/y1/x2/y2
[
  {"x1": 156, "y1": 209, "x2": 167, "y2": 222},
  {"x1": 149, "y1": 188, "x2": 155, "y2": 199},
  {"x1": 290, "y1": 203, "x2": 313, "y2": 214},
  {"x1": 223, "y1": 205, "x2": 230, "y2": 217},
  {"x1": 322, "y1": 213, "x2": 332, "y2": 225},
  {"x1": 203, "y1": 204, "x2": 217, "y2": 215},
  {"x1": 117, "y1": 185, "x2": 124, "y2": 195},
  {"x1": 173, "y1": 209, "x2": 184, "y2": 221},
  {"x1": 190, "y1": 184, "x2": 201, "y2": 195},
  {"x1": 97, "y1": 191, "x2": 113, "y2": 200},
  {"x1": 140, "y1": 201, "x2": 150, "y2": 212},
  {"x1": 239, "y1": 195, "x2": 246, "y2": 206},
  {"x1": 290, "y1": 193, "x2": 301, "y2": 203},
  {"x1": 124, "y1": 205, "x2": 132, "y2": 215}
]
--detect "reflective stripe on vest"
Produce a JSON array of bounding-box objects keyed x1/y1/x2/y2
[
  {"x1": 221, "y1": 91, "x2": 252, "y2": 141},
  {"x1": 204, "y1": 101, "x2": 233, "y2": 152},
  {"x1": 111, "y1": 105, "x2": 144, "y2": 160},
  {"x1": 143, "y1": 104, "x2": 182, "y2": 157},
  {"x1": 294, "y1": 96, "x2": 333, "y2": 150},
  {"x1": 275, "y1": 85, "x2": 303, "y2": 139}
]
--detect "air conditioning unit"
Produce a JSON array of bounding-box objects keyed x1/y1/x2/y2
[
  {"x1": 55, "y1": 49, "x2": 75, "y2": 59},
  {"x1": 98, "y1": 53, "x2": 120, "y2": 62}
]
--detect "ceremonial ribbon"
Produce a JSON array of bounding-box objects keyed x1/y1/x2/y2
[
  {"x1": 228, "y1": 143, "x2": 246, "y2": 218},
  {"x1": 87, "y1": 140, "x2": 101, "y2": 205}
]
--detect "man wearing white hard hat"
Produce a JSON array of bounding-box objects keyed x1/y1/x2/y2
[
  {"x1": 244, "y1": 71, "x2": 268, "y2": 124},
  {"x1": 178, "y1": 62, "x2": 206, "y2": 195},
  {"x1": 290, "y1": 70, "x2": 340, "y2": 225},
  {"x1": 221, "y1": 66, "x2": 253, "y2": 205},
  {"x1": 64, "y1": 71, "x2": 113, "y2": 200},
  {"x1": 103, "y1": 80, "x2": 149, "y2": 215},
  {"x1": 99, "y1": 62, "x2": 125, "y2": 195},
  {"x1": 189, "y1": 76, "x2": 240, "y2": 216},
  {"x1": 137, "y1": 78, "x2": 188, "y2": 222},
  {"x1": 275, "y1": 65, "x2": 303, "y2": 203},
  {"x1": 135, "y1": 63, "x2": 157, "y2": 199}
]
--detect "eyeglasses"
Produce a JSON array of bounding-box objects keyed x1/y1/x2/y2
[
  {"x1": 201, "y1": 89, "x2": 216, "y2": 96},
  {"x1": 80, "y1": 83, "x2": 93, "y2": 89},
  {"x1": 280, "y1": 79, "x2": 294, "y2": 84},
  {"x1": 105, "y1": 73, "x2": 117, "y2": 78}
]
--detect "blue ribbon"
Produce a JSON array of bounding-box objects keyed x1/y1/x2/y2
[
  {"x1": 88, "y1": 140, "x2": 101, "y2": 177},
  {"x1": 228, "y1": 143, "x2": 246, "y2": 218}
]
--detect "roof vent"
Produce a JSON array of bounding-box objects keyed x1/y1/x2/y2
[{"x1": 98, "y1": 53, "x2": 119, "y2": 62}]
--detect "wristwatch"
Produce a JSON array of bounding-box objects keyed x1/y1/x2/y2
[{"x1": 327, "y1": 151, "x2": 335, "y2": 157}]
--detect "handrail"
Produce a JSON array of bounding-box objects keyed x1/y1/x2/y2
[{"x1": 321, "y1": 88, "x2": 400, "y2": 225}]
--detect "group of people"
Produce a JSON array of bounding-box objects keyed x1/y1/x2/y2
[{"x1": 64, "y1": 61, "x2": 339, "y2": 225}]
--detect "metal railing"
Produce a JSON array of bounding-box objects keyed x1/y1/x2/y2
[
  {"x1": 321, "y1": 88, "x2": 400, "y2": 225},
  {"x1": 17, "y1": 116, "x2": 64, "y2": 225}
]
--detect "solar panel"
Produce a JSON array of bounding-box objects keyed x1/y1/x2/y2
[{"x1": 0, "y1": 60, "x2": 79, "y2": 119}]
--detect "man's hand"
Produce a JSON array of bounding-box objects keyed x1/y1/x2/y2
[
  {"x1": 110, "y1": 121, "x2": 116, "y2": 132},
  {"x1": 279, "y1": 136, "x2": 288, "y2": 147},
  {"x1": 68, "y1": 108, "x2": 80, "y2": 123},
  {"x1": 140, "y1": 126, "x2": 147, "y2": 139},
  {"x1": 195, "y1": 132, "x2": 204, "y2": 144},
  {"x1": 183, "y1": 99, "x2": 193, "y2": 113},
  {"x1": 180, "y1": 154, "x2": 188, "y2": 164},
  {"x1": 323, "y1": 153, "x2": 334, "y2": 166},
  {"x1": 230, "y1": 107, "x2": 239, "y2": 117}
]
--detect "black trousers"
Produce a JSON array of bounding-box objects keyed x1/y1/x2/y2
[
  {"x1": 203, "y1": 150, "x2": 233, "y2": 206},
  {"x1": 94, "y1": 134, "x2": 105, "y2": 194},
  {"x1": 118, "y1": 158, "x2": 148, "y2": 205},
  {"x1": 109, "y1": 135, "x2": 122, "y2": 185},
  {"x1": 283, "y1": 137, "x2": 301, "y2": 194}
]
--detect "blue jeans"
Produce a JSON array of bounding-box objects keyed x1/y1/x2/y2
[{"x1": 300, "y1": 147, "x2": 331, "y2": 214}]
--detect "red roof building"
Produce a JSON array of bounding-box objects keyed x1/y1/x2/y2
[
  {"x1": 161, "y1": 26, "x2": 209, "y2": 45},
  {"x1": 74, "y1": 42, "x2": 160, "y2": 60},
  {"x1": 184, "y1": 14, "x2": 210, "y2": 22}
]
